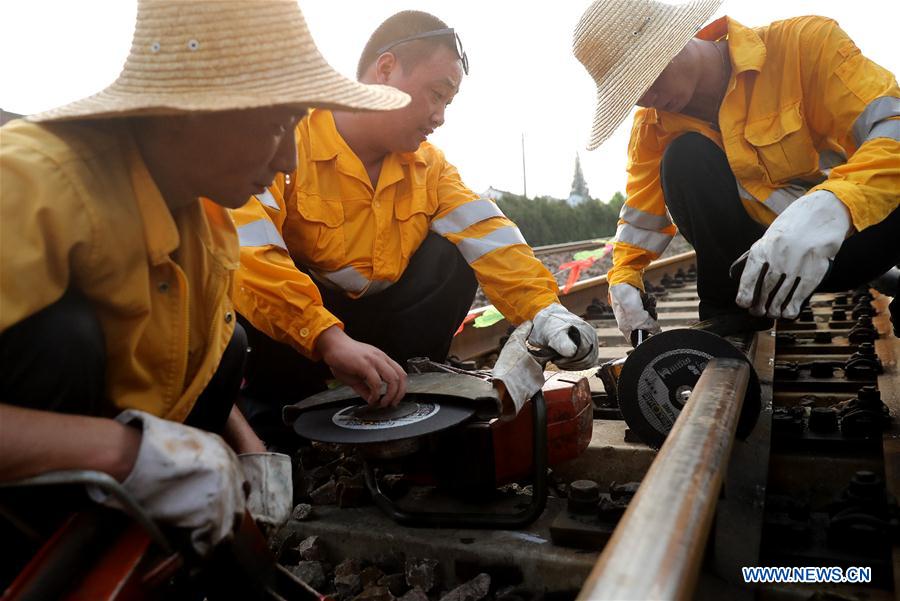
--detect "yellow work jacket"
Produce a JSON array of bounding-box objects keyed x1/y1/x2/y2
[
  {"x1": 610, "y1": 16, "x2": 900, "y2": 290},
  {"x1": 0, "y1": 120, "x2": 239, "y2": 422},
  {"x1": 231, "y1": 109, "x2": 558, "y2": 358}
]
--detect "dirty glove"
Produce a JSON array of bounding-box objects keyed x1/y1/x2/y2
[
  {"x1": 736, "y1": 190, "x2": 851, "y2": 319},
  {"x1": 493, "y1": 321, "x2": 545, "y2": 419},
  {"x1": 610, "y1": 283, "x2": 661, "y2": 343},
  {"x1": 88, "y1": 410, "x2": 247, "y2": 557},
  {"x1": 528, "y1": 303, "x2": 598, "y2": 370},
  {"x1": 239, "y1": 452, "x2": 293, "y2": 529}
]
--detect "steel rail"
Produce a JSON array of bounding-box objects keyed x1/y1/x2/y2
[
  {"x1": 532, "y1": 238, "x2": 611, "y2": 258},
  {"x1": 450, "y1": 251, "x2": 697, "y2": 361},
  {"x1": 576, "y1": 358, "x2": 751, "y2": 601}
]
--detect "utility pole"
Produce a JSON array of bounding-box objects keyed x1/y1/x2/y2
[{"x1": 521, "y1": 132, "x2": 528, "y2": 199}]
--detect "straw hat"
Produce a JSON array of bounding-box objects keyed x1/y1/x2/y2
[
  {"x1": 31, "y1": 0, "x2": 410, "y2": 122},
  {"x1": 573, "y1": 0, "x2": 722, "y2": 150}
]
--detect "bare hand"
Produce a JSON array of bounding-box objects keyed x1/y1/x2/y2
[{"x1": 315, "y1": 326, "x2": 407, "y2": 406}]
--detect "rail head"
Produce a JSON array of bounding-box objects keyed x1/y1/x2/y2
[{"x1": 577, "y1": 358, "x2": 751, "y2": 601}]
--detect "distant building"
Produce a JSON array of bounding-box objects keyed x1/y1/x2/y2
[
  {"x1": 567, "y1": 153, "x2": 590, "y2": 206},
  {"x1": 481, "y1": 186, "x2": 510, "y2": 201}
]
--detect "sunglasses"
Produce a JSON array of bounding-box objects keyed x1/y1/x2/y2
[{"x1": 374, "y1": 28, "x2": 469, "y2": 75}]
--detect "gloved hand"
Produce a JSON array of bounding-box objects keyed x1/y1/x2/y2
[
  {"x1": 609, "y1": 283, "x2": 661, "y2": 343},
  {"x1": 528, "y1": 303, "x2": 598, "y2": 370},
  {"x1": 88, "y1": 410, "x2": 247, "y2": 557},
  {"x1": 492, "y1": 321, "x2": 545, "y2": 419},
  {"x1": 239, "y1": 452, "x2": 293, "y2": 529},
  {"x1": 736, "y1": 190, "x2": 851, "y2": 319}
]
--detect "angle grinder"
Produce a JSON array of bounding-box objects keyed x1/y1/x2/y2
[{"x1": 600, "y1": 294, "x2": 762, "y2": 448}]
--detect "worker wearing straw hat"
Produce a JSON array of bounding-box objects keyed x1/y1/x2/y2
[
  {"x1": 573, "y1": 0, "x2": 900, "y2": 343},
  {"x1": 230, "y1": 10, "x2": 599, "y2": 442},
  {"x1": 0, "y1": 0, "x2": 408, "y2": 562}
]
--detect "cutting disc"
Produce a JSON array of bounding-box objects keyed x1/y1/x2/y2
[
  {"x1": 292, "y1": 393, "x2": 475, "y2": 444},
  {"x1": 617, "y1": 329, "x2": 761, "y2": 448}
]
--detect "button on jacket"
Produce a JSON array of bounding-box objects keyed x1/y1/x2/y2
[
  {"x1": 231, "y1": 109, "x2": 559, "y2": 358},
  {"x1": 609, "y1": 16, "x2": 900, "y2": 290},
  {"x1": 0, "y1": 120, "x2": 239, "y2": 422}
]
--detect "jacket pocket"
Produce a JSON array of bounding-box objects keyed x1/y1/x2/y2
[
  {"x1": 290, "y1": 192, "x2": 345, "y2": 265},
  {"x1": 393, "y1": 189, "x2": 433, "y2": 259},
  {"x1": 744, "y1": 101, "x2": 818, "y2": 184}
]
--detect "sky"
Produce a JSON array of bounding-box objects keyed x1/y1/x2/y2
[{"x1": 2, "y1": 1, "x2": 897, "y2": 202}]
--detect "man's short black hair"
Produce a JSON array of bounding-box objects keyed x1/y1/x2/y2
[{"x1": 356, "y1": 11, "x2": 455, "y2": 79}]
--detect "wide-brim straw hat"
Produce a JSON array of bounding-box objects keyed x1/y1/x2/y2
[
  {"x1": 30, "y1": 0, "x2": 410, "y2": 122},
  {"x1": 573, "y1": 0, "x2": 722, "y2": 150}
]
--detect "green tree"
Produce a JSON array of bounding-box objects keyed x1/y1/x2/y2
[{"x1": 496, "y1": 190, "x2": 624, "y2": 246}]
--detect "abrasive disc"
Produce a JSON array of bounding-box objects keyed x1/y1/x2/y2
[
  {"x1": 617, "y1": 329, "x2": 761, "y2": 448},
  {"x1": 292, "y1": 395, "x2": 475, "y2": 444}
]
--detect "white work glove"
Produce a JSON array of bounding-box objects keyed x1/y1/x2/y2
[
  {"x1": 492, "y1": 321, "x2": 545, "y2": 419},
  {"x1": 609, "y1": 283, "x2": 661, "y2": 343},
  {"x1": 528, "y1": 303, "x2": 598, "y2": 370},
  {"x1": 736, "y1": 190, "x2": 851, "y2": 319},
  {"x1": 88, "y1": 410, "x2": 247, "y2": 557},
  {"x1": 239, "y1": 452, "x2": 293, "y2": 529}
]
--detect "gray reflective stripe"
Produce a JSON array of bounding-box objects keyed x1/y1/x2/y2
[
  {"x1": 737, "y1": 182, "x2": 808, "y2": 215},
  {"x1": 818, "y1": 149, "x2": 846, "y2": 176},
  {"x1": 867, "y1": 118, "x2": 900, "y2": 142},
  {"x1": 430, "y1": 199, "x2": 505, "y2": 235},
  {"x1": 764, "y1": 184, "x2": 809, "y2": 214},
  {"x1": 619, "y1": 204, "x2": 673, "y2": 230},
  {"x1": 255, "y1": 189, "x2": 280, "y2": 211},
  {"x1": 237, "y1": 219, "x2": 286, "y2": 249},
  {"x1": 614, "y1": 223, "x2": 672, "y2": 255},
  {"x1": 457, "y1": 226, "x2": 527, "y2": 264},
  {"x1": 310, "y1": 266, "x2": 393, "y2": 297},
  {"x1": 853, "y1": 96, "x2": 900, "y2": 145}
]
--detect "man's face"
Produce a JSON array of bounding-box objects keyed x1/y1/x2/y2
[
  {"x1": 182, "y1": 107, "x2": 306, "y2": 208},
  {"x1": 636, "y1": 44, "x2": 701, "y2": 114},
  {"x1": 376, "y1": 44, "x2": 464, "y2": 152}
]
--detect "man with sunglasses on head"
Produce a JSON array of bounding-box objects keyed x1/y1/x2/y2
[{"x1": 232, "y1": 10, "x2": 598, "y2": 444}]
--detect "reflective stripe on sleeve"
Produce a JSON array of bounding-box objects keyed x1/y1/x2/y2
[
  {"x1": 619, "y1": 204, "x2": 673, "y2": 230},
  {"x1": 310, "y1": 266, "x2": 393, "y2": 297},
  {"x1": 737, "y1": 182, "x2": 808, "y2": 215},
  {"x1": 237, "y1": 219, "x2": 287, "y2": 249},
  {"x1": 255, "y1": 189, "x2": 280, "y2": 211},
  {"x1": 456, "y1": 225, "x2": 527, "y2": 264},
  {"x1": 853, "y1": 96, "x2": 900, "y2": 145},
  {"x1": 430, "y1": 199, "x2": 506, "y2": 235},
  {"x1": 614, "y1": 223, "x2": 672, "y2": 255}
]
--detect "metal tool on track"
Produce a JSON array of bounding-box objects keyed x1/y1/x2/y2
[{"x1": 601, "y1": 328, "x2": 762, "y2": 448}]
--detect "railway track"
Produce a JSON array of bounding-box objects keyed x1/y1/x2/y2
[
  {"x1": 270, "y1": 260, "x2": 898, "y2": 601},
  {"x1": 450, "y1": 251, "x2": 699, "y2": 362},
  {"x1": 531, "y1": 238, "x2": 613, "y2": 260}
]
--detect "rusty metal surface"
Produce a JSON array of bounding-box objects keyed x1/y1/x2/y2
[{"x1": 577, "y1": 359, "x2": 751, "y2": 601}]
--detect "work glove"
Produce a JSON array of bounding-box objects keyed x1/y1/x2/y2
[
  {"x1": 492, "y1": 321, "x2": 545, "y2": 419},
  {"x1": 239, "y1": 452, "x2": 293, "y2": 529},
  {"x1": 736, "y1": 190, "x2": 851, "y2": 319},
  {"x1": 528, "y1": 303, "x2": 598, "y2": 370},
  {"x1": 88, "y1": 410, "x2": 247, "y2": 557},
  {"x1": 609, "y1": 283, "x2": 661, "y2": 344}
]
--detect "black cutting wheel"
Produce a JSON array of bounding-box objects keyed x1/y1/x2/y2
[
  {"x1": 617, "y1": 329, "x2": 761, "y2": 448},
  {"x1": 292, "y1": 395, "x2": 475, "y2": 444}
]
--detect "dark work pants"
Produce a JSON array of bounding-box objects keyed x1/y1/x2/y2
[
  {"x1": 660, "y1": 133, "x2": 900, "y2": 320},
  {"x1": 238, "y1": 232, "x2": 478, "y2": 444},
  {"x1": 0, "y1": 289, "x2": 247, "y2": 586},
  {"x1": 0, "y1": 289, "x2": 248, "y2": 432}
]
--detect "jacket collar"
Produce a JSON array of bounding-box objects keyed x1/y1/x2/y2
[
  {"x1": 123, "y1": 127, "x2": 181, "y2": 266},
  {"x1": 307, "y1": 109, "x2": 429, "y2": 191},
  {"x1": 123, "y1": 126, "x2": 237, "y2": 269},
  {"x1": 698, "y1": 16, "x2": 766, "y2": 76}
]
